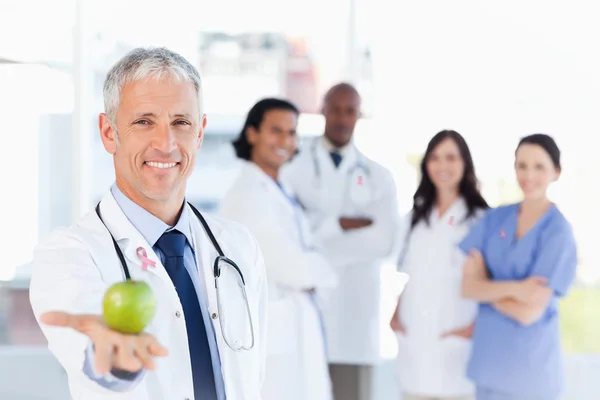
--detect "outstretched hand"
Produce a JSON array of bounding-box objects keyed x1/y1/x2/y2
[{"x1": 41, "y1": 311, "x2": 168, "y2": 375}]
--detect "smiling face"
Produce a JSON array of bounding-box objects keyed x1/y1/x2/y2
[
  {"x1": 247, "y1": 108, "x2": 298, "y2": 174},
  {"x1": 515, "y1": 143, "x2": 560, "y2": 200},
  {"x1": 99, "y1": 77, "x2": 205, "y2": 208},
  {"x1": 425, "y1": 137, "x2": 465, "y2": 193}
]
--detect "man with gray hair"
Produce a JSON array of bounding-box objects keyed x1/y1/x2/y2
[{"x1": 29, "y1": 47, "x2": 268, "y2": 400}]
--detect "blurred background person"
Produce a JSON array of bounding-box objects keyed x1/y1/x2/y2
[
  {"x1": 460, "y1": 134, "x2": 578, "y2": 400},
  {"x1": 390, "y1": 130, "x2": 488, "y2": 400},
  {"x1": 281, "y1": 83, "x2": 401, "y2": 400},
  {"x1": 219, "y1": 98, "x2": 337, "y2": 400}
]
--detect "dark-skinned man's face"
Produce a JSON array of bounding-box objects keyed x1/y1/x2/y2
[{"x1": 322, "y1": 88, "x2": 361, "y2": 148}]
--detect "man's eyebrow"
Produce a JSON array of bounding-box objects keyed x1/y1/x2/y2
[
  {"x1": 131, "y1": 112, "x2": 193, "y2": 119},
  {"x1": 133, "y1": 112, "x2": 158, "y2": 118},
  {"x1": 170, "y1": 113, "x2": 192, "y2": 118}
]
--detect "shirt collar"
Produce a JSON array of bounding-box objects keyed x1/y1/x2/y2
[
  {"x1": 110, "y1": 184, "x2": 194, "y2": 250},
  {"x1": 321, "y1": 135, "x2": 352, "y2": 156}
]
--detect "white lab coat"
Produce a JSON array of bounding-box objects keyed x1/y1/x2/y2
[
  {"x1": 29, "y1": 191, "x2": 268, "y2": 400},
  {"x1": 218, "y1": 161, "x2": 337, "y2": 400},
  {"x1": 280, "y1": 137, "x2": 401, "y2": 365},
  {"x1": 395, "y1": 198, "x2": 481, "y2": 397}
]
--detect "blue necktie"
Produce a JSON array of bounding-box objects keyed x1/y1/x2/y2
[
  {"x1": 330, "y1": 151, "x2": 342, "y2": 168},
  {"x1": 154, "y1": 230, "x2": 217, "y2": 399}
]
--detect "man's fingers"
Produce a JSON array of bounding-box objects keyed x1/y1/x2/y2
[
  {"x1": 40, "y1": 312, "x2": 76, "y2": 328},
  {"x1": 94, "y1": 341, "x2": 113, "y2": 376},
  {"x1": 40, "y1": 312, "x2": 104, "y2": 333},
  {"x1": 146, "y1": 337, "x2": 168, "y2": 357},
  {"x1": 134, "y1": 342, "x2": 156, "y2": 371},
  {"x1": 114, "y1": 337, "x2": 143, "y2": 372},
  {"x1": 42, "y1": 312, "x2": 166, "y2": 374}
]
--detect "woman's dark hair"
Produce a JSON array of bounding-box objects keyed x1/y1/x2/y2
[
  {"x1": 410, "y1": 130, "x2": 488, "y2": 228},
  {"x1": 232, "y1": 98, "x2": 299, "y2": 160},
  {"x1": 516, "y1": 133, "x2": 561, "y2": 170}
]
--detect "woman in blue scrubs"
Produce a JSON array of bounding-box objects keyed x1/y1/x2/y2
[{"x1": 459, "y1": 133, "x2": 578, "y2": 400}]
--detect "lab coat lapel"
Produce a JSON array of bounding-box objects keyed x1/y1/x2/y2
[
  {"x1": 336, "y1": 145, "x2": 358, "y2": 177},
  {"x1": 430, "y1": 197, "x2": 468, "y2": 228},
  {"x1": 316, "y1": 138, "x2": 358, "y2": 178},
  {"x1": 315, "y1": 139, "x2": 337, "y2": 178},
  {"x1": 315, "y1": 139, "x2": 357, "y2": 212},
  {"x1": 187, "y1": 202, "x2": 246, "y2": 388},
  {"x1": 97, "y1": 192, "x2": 174, "y2": 287},
  {"x1": 447, "y1": 197, "x2": 468, "y2": 226},
  {"x1": 243, "y1": 161, "x2": 297, "y2": 215},
  {"x1": 187, "y1": 203, "x2": 221, "y2": 325}
]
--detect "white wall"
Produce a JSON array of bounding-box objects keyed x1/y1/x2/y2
[{"x1": 372, "y1": 0, "x2": 600, "y2": 277}]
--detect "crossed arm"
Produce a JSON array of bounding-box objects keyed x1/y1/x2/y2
[{"x1": 461, "y1": 249, "x2": 552, "y2": 326}]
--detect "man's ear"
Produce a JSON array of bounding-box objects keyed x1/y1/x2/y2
[
  {"x1": 99, "y1": 113, "x2": 118, "y2": 154},
  {"x1": 197, "y1": 114, "x2": 207, "y2": 149}
]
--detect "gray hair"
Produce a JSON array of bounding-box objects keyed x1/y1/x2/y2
[{"x1": 103, "y1": 47, "x2": 203, "y2": 123}]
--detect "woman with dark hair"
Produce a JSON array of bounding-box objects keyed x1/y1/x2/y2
[
  {"x1": 219, "y1": 98, "x2": 337, "y2": 400},
  {"x1": 390, "y1": 130, "x2": 488, "y2": 400},
  {"x1": 459, "y1": 134, "x2": 577, "y2": 400},
  {"x1": 231, "y1": 98, "x2": 300, "y2": 162}
]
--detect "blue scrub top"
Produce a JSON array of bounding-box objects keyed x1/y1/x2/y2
[{"x1": 459, "y1": 203, "x2": 577, "y2": 398}]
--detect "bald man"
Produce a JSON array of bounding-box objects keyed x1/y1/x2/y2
[{"x1": 281, "y1": 83, "x2": 402, "y2": 400}]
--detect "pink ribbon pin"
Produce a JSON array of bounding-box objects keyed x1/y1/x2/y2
[
  {"x1": 448, "y1": 216, "x2": 454, "y2": 226},
  {"x1": 136, "y1": 247, "x2": 156, "y2": 271},
  {"x1": 357, "y1": 176, "x2": 363, "y2": 186},
  {"x1": 500, "y1": 229, "x2": 506, "y2": 238}
]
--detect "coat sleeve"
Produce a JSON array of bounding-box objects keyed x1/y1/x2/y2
[
  {"x1": 219, "y1": 192, "x2": 337, "y2": 291},
  {"x1": 280, "y1": 151, "x2": 344, "y2": 238},
  {"x1": 313, "y1": 169, "x2": 402, "y2": 267},
  {"x1": 29, "y1": 229, "x2": 143, "y2": 394}
]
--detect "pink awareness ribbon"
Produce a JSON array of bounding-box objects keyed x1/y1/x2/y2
[{"x1": 136, "y1": 247, "x2": 156, "y2": 271}]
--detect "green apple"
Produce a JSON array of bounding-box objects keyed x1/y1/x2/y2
[{"x1": 102, "y1": 280, "x2": 157, "y2": 334}]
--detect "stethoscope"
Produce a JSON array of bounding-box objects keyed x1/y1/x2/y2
[
  {"x1": 309, "y1": 138, "x2": 373, "y2": 208},
  {"x1": 95, "y1": 202, "x2": 255, "y2": 352}
]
